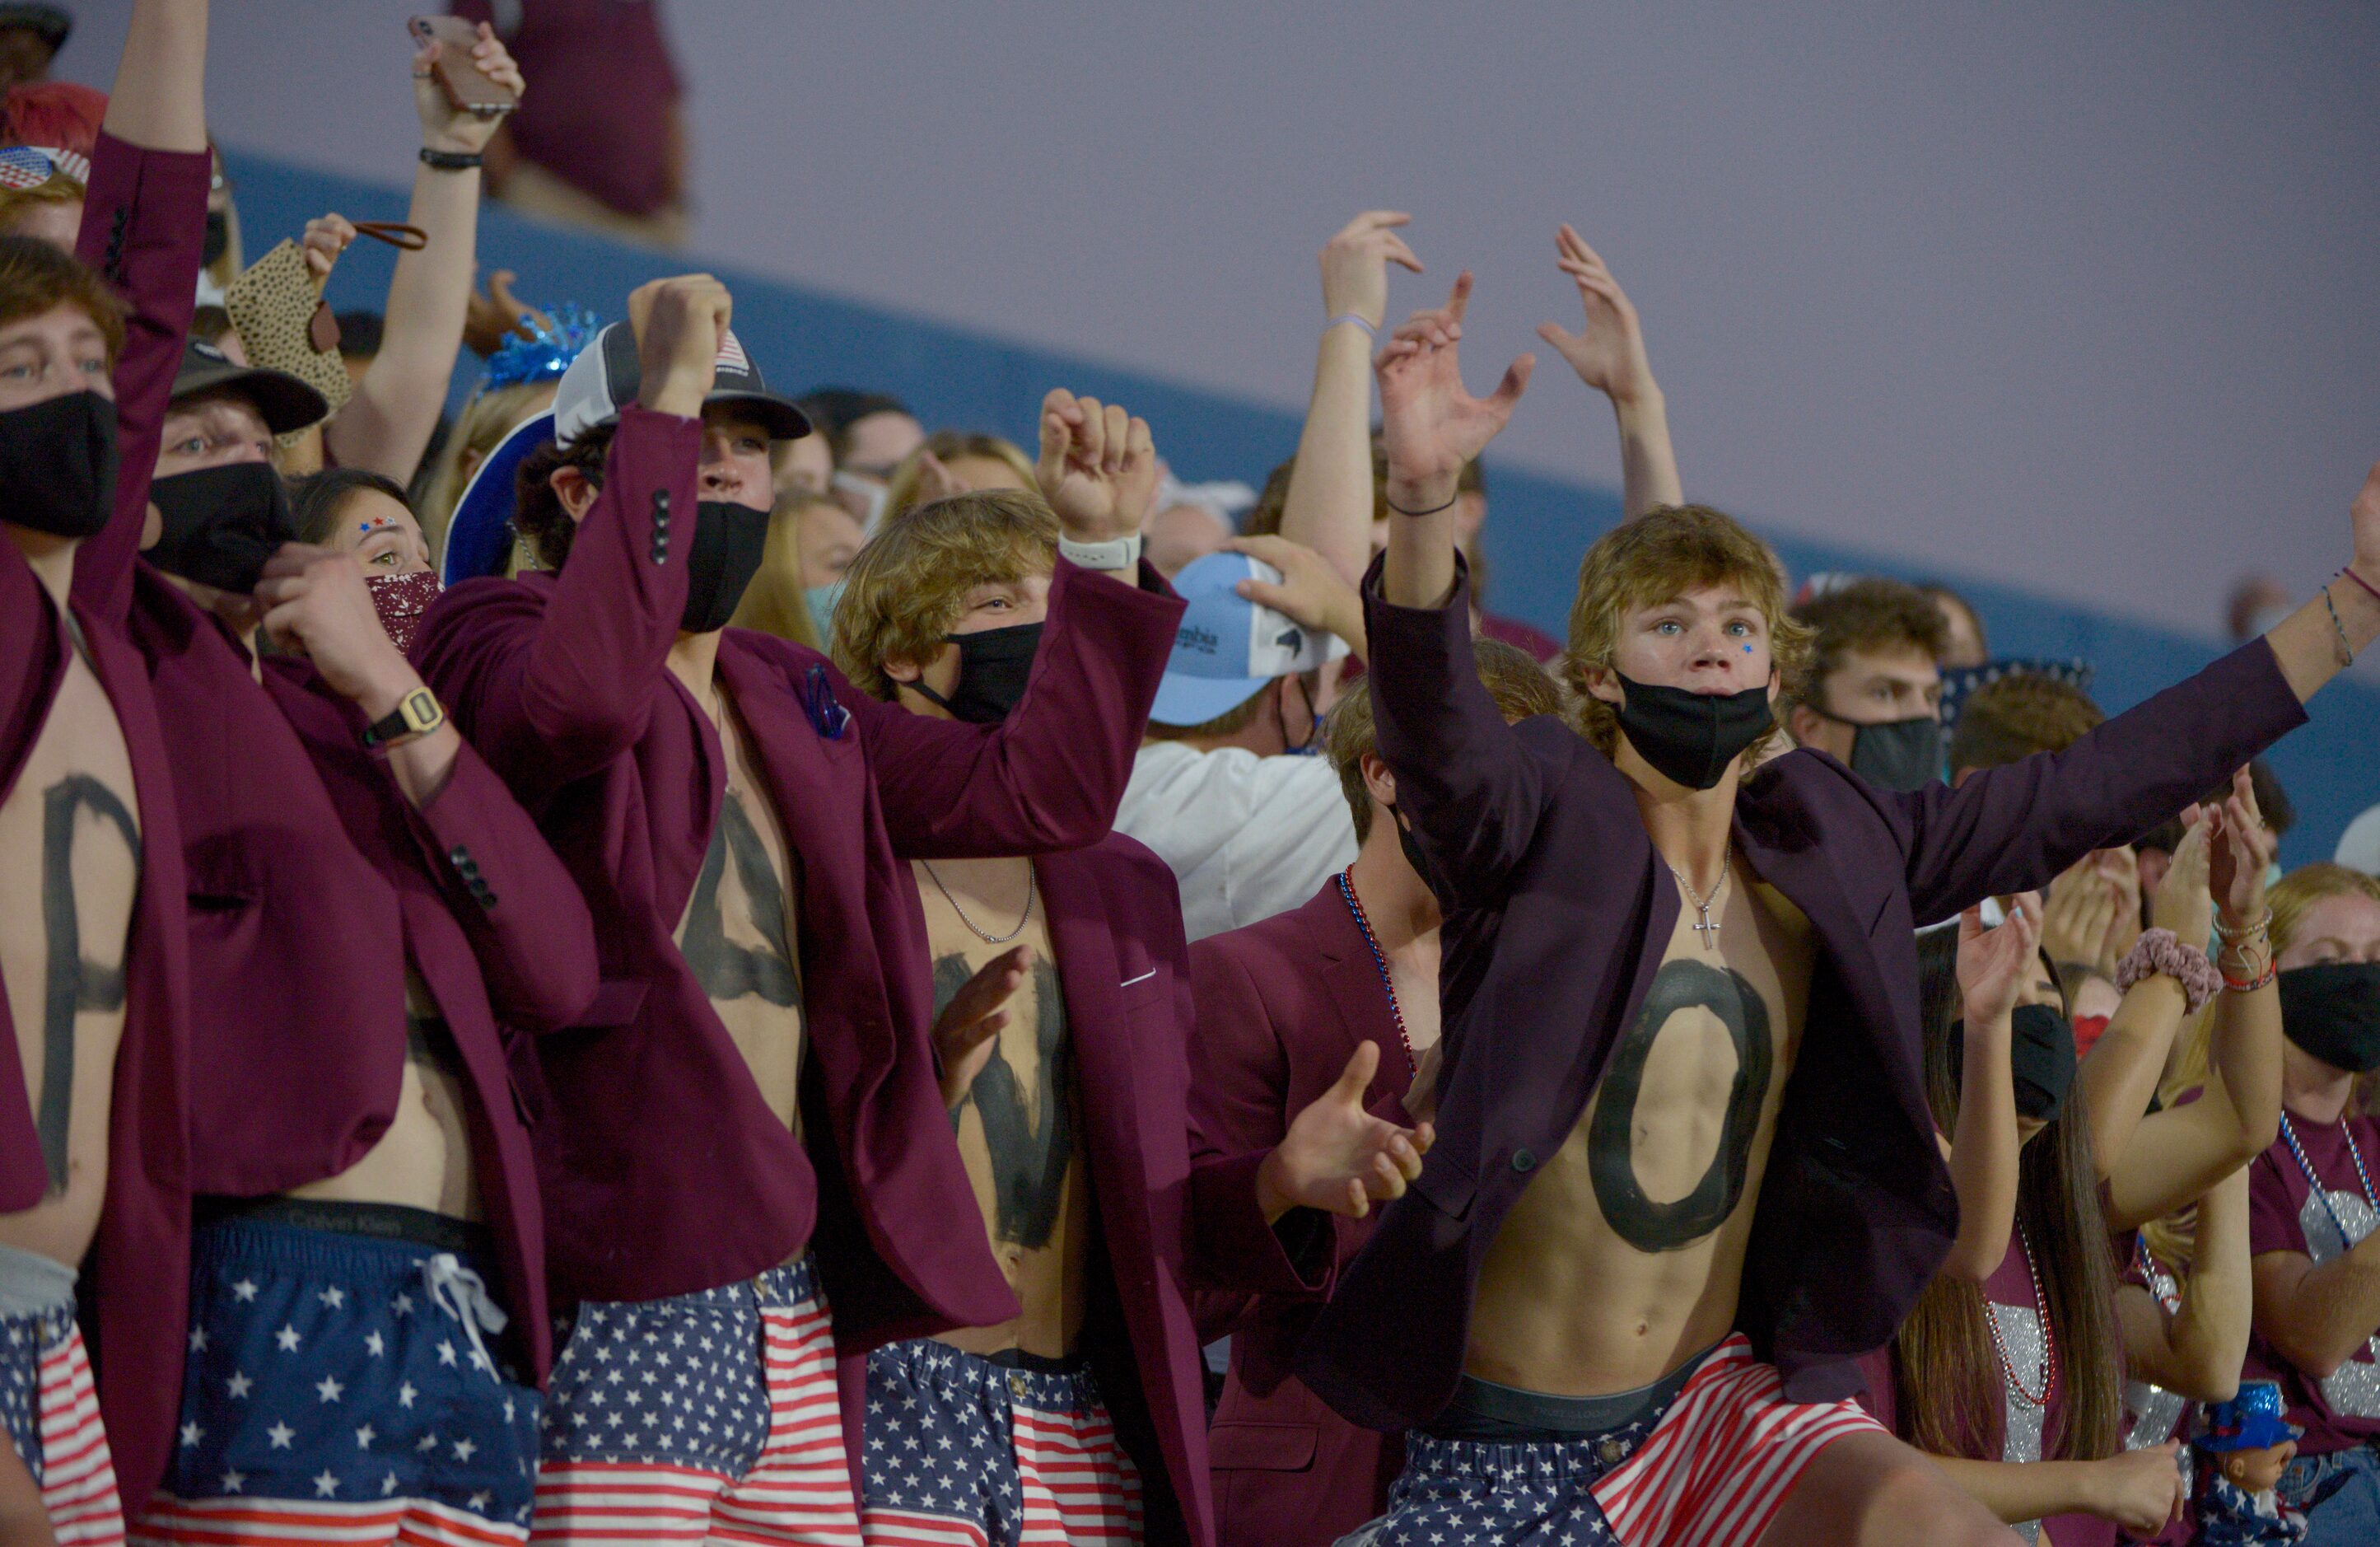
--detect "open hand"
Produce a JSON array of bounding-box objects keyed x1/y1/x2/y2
[
  {"x1": 1036, "y1": 389, "x2": 1158, "y2": 542},
  {"x1": 254, "y1": 544, "x2": 415, "y2": 707},
  {"x1": 1224, "y1": 534, "x2": 1365, "y2": 652},
  {"x1": 1957, "y1": 893, "x2": 2042, "y2": 1029},
  {"x1": 2094, "y1": 846, "x2": 2144, "y2": 974},
  {"x1": 1259, "y1": 1042, "x2": 1435, "y2": 1220},
  {"x1": 930, "y1": 945, "x2": 1032, "y2": 1110},
  {"x1": 2041, "y1": 866, "x2": 2119, "y2": 974},
  {"x1": 463, "y1": 268, "x2": 543, "y2": 358},
  {"x1": 302, "y1": 213, "x2": 357, "y2": 284},
  {"x1": 2207, "y1": 766, "x2": 2277, "y2": 928},
  {"x1": 1376, "y1": 273, "x2": 1533, "y2": 507},
  {"x1": 1535, "y1": 224, "x2": 1657, "y2": 408},
  {"x1": 413, "y1": 19, "x2": 524, "y2": 156},
  {"x1": 2149, "y1": 815, "x2": 2214, "y2": 951},
  {"x1": 1320, "y1": 210, "x2": 1424, "y2": 330}
]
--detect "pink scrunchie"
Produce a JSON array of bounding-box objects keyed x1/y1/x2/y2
[{"x1": 2114, "y1": 927, "x2": 2223, "y2": 1016}]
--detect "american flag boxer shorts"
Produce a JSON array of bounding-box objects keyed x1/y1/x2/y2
[
  {"x1": 0, "y1": 1244, "x2": 125, "y2": 1546},
  {"x1": 133, "y1": 1212, "x2": 542, "y2": 1545},
  {"x1": 1337, "y1": 1335, "x2": 1880, "y2": 1547},
  {"x1": 530, "y1": 1256, "x2": 860, "y2": 1546},
  {"x1": 856, "y1": 1339, "x2": 1142, "y2": 1547}
]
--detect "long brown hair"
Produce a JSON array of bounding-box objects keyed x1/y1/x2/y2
[{"x1": 1894, "y1": 925, "x2": 2122, "y2": 1462}]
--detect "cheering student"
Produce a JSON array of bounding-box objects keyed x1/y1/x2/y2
[
  {"x1": 413, "y1": 287, "x2": 1185, "y2": 1544},
  {"x1": 1297, "y1": 266, "x2": 2380, "y2": 1547},
  {"x1": 829, "y1": 442, "x2": 1430, "y2": 1547},
  {"x1": 0, "y1": 1, "x2": 209, "y2": 1535},
  {"x1": 1188, "y1": 640, "x2": 1560, "y2": 1547}
]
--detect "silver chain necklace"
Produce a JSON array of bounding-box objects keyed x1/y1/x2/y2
[
  {"x1": 1667, "y1": 847, "x2": 1731, "y2": 950},
  {"x1": 920, "y1": 860, "x2": 1036, "y2": 944}
]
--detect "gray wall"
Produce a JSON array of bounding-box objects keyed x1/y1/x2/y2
[{"x1": 56, "y1": 0, "x2": 2380, "y2": 634}]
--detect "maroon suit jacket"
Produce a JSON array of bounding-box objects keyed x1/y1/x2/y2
[
  {"x1": 836, "y1": 836, "x2": 1330, "y2": 1547},
  {"x1": 1299, "y1": 555, "x2": 2311, "y2": 1431},
  {"x1": 412, "y1": 418, "x2": 1183, "y2": 1345},
  {"x1": 2, "y1": 129, "x2": 213, "y2": 1514},
  {"x1": 1188, "y1": 881, "x2": 1412, "y2": 1547}
]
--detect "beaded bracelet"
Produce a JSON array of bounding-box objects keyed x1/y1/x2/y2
[
  {"x1": 2223, "y1": 958, "x2": 2280, "y2": 993},
  {"x1": 2211, "y1": 909, "x2": 2271, "y2": 941},
  {"x1": 2323, "y1": 586, "x2": 2356, "y2": 668},
  {"x1": 2113, "y1": 928, "x2": 2223, "y2": 1015}
]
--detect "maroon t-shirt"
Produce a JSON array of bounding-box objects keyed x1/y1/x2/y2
[
  {"x1": 2245, "y1": 1111, "x2": 2380, "y2": 1455},
  {"x1": 2116, "y1": 1238, "x2": 2194, "y2": 1546},
  {"x1": 451, "y1": 0, "x2": 682, "y2": 217}
]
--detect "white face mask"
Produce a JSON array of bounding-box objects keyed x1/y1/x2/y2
[{"x1": 832, "y1": 469, "x2": 889, "y2": 535}]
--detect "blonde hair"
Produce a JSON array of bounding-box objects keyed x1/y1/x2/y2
[
  {"x1": 832, "y1": 488, "x2": 1061, "y2": 701},
  {"x1": 2271, "y1": 864, "x2": 2380, "y2": 959},
  {"x1": 730, "y1": 491, "x2": 837, "y2": 652},
  {"x1": 1559, "y1": 505, "x2": 1810, "y2": 755},
  {"x1": 415, "y1": 380, "x2": 559, "y2": 565},
  {"x1": 878, "y1": 432, "x2": 1037, "y2": 529},
  {"x1": 0, "y1": 168, "x2": 82, "y2": 240}
]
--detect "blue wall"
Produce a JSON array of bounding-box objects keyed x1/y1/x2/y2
[{"x1": 231, "y1": 150, "x2": 2374, "y2": 868}]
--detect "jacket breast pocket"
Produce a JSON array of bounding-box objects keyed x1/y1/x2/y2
[{"x1": 1115, "y1": 956, "x2": 1170, "y2": 1013}]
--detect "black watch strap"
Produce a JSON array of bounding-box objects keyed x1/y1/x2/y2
[
  {"x1": 362, "y1": 687, "x2": 446, "y2": 748},
  {"x1": 419, "y1": 146, "x2": 485, "y2": 171}
]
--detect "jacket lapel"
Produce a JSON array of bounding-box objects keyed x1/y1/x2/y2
[
  {"x1": 1303, "y1": 881, "x2": 1415, "y2": 1107},
  {"x1": 1037, "y1": 849, "x2": 1148, "y2": 1208}
]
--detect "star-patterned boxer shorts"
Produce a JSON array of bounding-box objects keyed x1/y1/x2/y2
[
  {"x1": 530, "y1": 1255, "x2": 861, "y2": 1546},
  {"x1": 131, "y1": 1213, "x2": 542, "y2": 1545},
  {"x1": 857, "y1": 1339, "x2": 1142, "y2": 1547},
  {"x1": 0, "y1": 1243, "x2": 125, "y2": 1545},
  {"x1": 1336, "y1": 1335, "x2": 1880, "y2": 1547}
]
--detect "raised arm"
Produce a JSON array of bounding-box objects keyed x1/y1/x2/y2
[
  {"x1": 324, "y1": 21, "x2": 523, "y2": 481},
  {"x1": 2078, "y1": 819, "x2": 2208, "y2": 1194},
  {"x1": 1368, "y1": 275, "x2": 1547, "y2": 902},
  {"x1": 70, "y1": 0, "x2": 212, "y2": 624},
  {"x1": 2263, "y1": 460, "x2": 2380, "y2": 703},
  {"x1": 2107, "y1": 777, "x2": 2285, "y2": 1229},
  {"x1": 2120, "y1": 1168, "x2": 2252, "y2": 1404},
  {"x1": 1535, "y1": 224, "x2": 1680, "y2": 518},
  {"x1": 1276, "y1": 211, "x2": 1423, "y2": 585},
  {"x1": 1936, "y1": 899, "x2": 2032, "y2": 1281}
]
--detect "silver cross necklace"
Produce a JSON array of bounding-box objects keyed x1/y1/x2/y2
[{"x1": 1668, "y1": 848, "x2": 1731, "y2": 950}]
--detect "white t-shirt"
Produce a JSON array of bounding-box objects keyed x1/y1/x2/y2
[{"x1": 1114, "y1": 741, "x2": 1359, "y2": 942}]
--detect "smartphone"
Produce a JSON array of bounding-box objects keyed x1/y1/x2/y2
[{"x1": 408, "y1": 16, "x2": 517, "y2": 115}]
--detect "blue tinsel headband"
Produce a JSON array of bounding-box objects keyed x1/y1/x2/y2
[{"x1": 481, "y1": 302, "x2": 601, "y2": 392}]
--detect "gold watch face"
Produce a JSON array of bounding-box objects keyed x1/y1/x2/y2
[{"x1": 399, "y1": 688, "x2": 442, "y2": 733}]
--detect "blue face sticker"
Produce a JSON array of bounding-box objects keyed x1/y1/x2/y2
[{"x1": 1743, "y1": 644, "x2": 1754, "y2": 654}]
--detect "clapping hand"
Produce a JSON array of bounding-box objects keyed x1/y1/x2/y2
[
  {"x1": 1036, "y1": 389, "x2": 1158, "y2": 542},
  {"x1": 1957, "y1": 892, "x2": 2043, "y2": 1029},
  {"x1": 1320, "y1": 210, "x2": 1425, "y2": 331},
  {"x1": 930, "y1": 946, "x2": 1032, "y2": 1111},
  {"x1": 1535, "y1": 225, "x2": 1657, "y2": 408},
  {"x1": 1376, "y1": 273, "x2": 1533, "y2": 507},
  {"x1": 1259, "y1": 1042, "x2": 1435, "y2": 1221},
  {"x1": 2147, "y1": 816, "x2": 2214, "y2": 952},
  {"x1": 2205, "y1": 767, "x2": 2278, "y2": 930}
]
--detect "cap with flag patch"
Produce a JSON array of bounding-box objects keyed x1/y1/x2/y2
[
  {"x1": 0, "y1": 143, "x2": 86, "y2": 190},
  {"x1": 1150, "y1": 550, "x2": 1348, "y2": 727},
  {"x1": 553, "y1": 320, "x2": 808, "y2": 449}
]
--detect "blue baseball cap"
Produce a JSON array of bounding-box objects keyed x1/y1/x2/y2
[
  {"x1": 2196, "y1": 1381, "x2": 2301, "y2": 1453},
  {"x1": 441, "y1": 408, "x2": 554, "y2": 586},
  {"x1": 1150, "y1": 551, "x2": 1347, "y2": 727}
]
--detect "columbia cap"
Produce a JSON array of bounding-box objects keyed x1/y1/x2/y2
[{"x1": 1150, "y1": 550, "x2": 1346, "y2": 727}]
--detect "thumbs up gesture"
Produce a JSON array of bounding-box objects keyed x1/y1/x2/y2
[{"x1": 1256, "y1": 1042, "x2": 1435, "y2": 1222}]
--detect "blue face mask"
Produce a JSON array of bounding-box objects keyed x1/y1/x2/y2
[{"x1": 804, "y1": 579, "x2": 846, "y2": 645}]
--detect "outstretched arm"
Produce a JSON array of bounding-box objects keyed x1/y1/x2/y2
[
  {"x1": 2264, "y1": 460, "x2": 2380, "y2": 703},
  {"x1": 1536, "y1": 224, "x2": 1680, "y2": 518},
  {"x1": 70, "y1": 0, "x2": 212, "y2": 624},
  {"x1": 325, "y1": 21, "x2": 523, "y2": 482},
  {"x1": 1277, "y1": 211, "x2": 1423, "y2": 585}
]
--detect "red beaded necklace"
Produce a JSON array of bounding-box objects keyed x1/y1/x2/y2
[
  {"x1": 1984, "y1": 1227, "x2": 2057, "y2": 1409},
  {"x1": 1336, "y1": 867, "x2": 1418, "y2": 1077}
]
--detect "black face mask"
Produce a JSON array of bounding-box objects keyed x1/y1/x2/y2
[
  {"x1": 202, "y1": 208, "x2": 231, "y2": 268},
  {"x1": 1953, "y1": 1002, "x2": 2078, "y2": 1121},
  {"x1": 146, "y1": 462, "x2": 292, "y2": 594},
  {"x1": 678, "y1": 500, "x2": 771, "y2": 633},
  {"x1": 1809, "y1": 708, "x2": 1942, "y2": 792},
  {"x1": 0, "y1": 390, "x2": 119, "y2": 540},
  {"x1": 1612, "y1": 672, "x2": 1774, "y2": 790},
  {"x1": 2280, "y1": 963, "x2": 2380, "y2": 1075},
  {"x1": 909, "y1": 620, "x2": 1043, "y2": 724},
  {"x1": 1387, "y1": 801, "x2": 1432, "y2": 888}
]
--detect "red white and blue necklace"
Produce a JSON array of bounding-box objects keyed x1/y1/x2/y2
[{"x1": 1337, "y1": 867, "x2": 1418, "y2": 1077}]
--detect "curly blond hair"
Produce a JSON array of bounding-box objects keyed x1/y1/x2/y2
[
  {"x1": 1558, "y1": 505, "x2": 1809, "y2": 756},
  {"x1": 832, "y1": 488, "x2": 1061, "y2": 701}
]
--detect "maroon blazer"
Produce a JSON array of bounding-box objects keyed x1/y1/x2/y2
[
  {"x1": 412, "y1": 418, "x2": 1183, "y2": 1344},
  {"x1": 1188, "y1": 881, "x2": 1412, "y2": 1547},
  {"x1": 835, "y1": 835, "x2": 1332, "y2": 1547},
  {"x1": 1298, "y1": 555, "x2": 2311, "y2": 1431}
]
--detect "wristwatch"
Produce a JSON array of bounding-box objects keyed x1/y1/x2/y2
[
  {"x1": 1057, "y1": 531, "x2": 1143, "y2": 572},
  {"x1": 361, "y1": 686, "x2": 446, "y2": 749}
]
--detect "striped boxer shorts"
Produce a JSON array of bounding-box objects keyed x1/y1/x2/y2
[
  {"x1": 530, "y1": 1255, "x2": 860, "y2": 1546},
  {"x1": 0, "y1": 1242, "x2": 124, "y2": 1545},
  {"x1": 1337, "y1": 1334, "x2": 1880, "y2": 1547},
  {"x1": 857, "y1": 1339, "x2": 1142, "y2": 1547}
]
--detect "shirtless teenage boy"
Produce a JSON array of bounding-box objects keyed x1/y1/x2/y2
[
  {"x1": 414, "y1": 287, "x2": 1185, "y2": 1544},
  {"x1": 1299, "y1": 273, "x2": 2380, "y2": 1547}
]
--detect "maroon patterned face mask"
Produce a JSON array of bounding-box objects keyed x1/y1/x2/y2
[{"x1": 365, "y1": 569, "x2": 443, "y2": 653}]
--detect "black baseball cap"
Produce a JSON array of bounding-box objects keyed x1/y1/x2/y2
[{"x1": 170, "y1": 338, "x2": 329, "y2": 436}]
